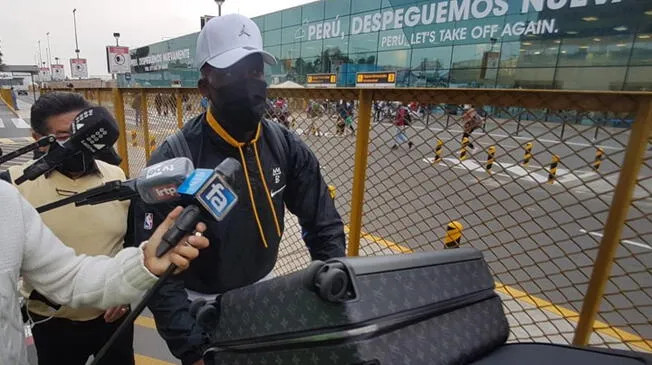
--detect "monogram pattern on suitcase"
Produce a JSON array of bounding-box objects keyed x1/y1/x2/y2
[
  {"x1": 214, "y1": 259, "x2": 495, "y2": 342},
  {"x1": 209, "y1": 296, "x2": 510, "y2": 365}
]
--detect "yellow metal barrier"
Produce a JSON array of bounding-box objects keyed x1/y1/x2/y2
[{"x1": 42, "y1": 86, "x2": 652, "y2": 353}]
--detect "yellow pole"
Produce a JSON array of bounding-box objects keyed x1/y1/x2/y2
[
  {"x1": 176, "y1": 92, "x2": 183, "y2": 129},
  {"x1": 460, "y1": 137, "x2": 469, "y2": 161},
  {"x1": 434, "y1": 139, "x2": 443, "y2": 164},
  {"x1": 523, "y1": 142, "x2": 533, "y2": 166},
  {"x1": 547, "y1": 154, "x2": 559, "y2": 184},
  {"x1": 347, "y1": 89, "x2": 373, "y2": 257},
  {"x1": 140, "y1": 90, "x2": 152, "y2": 161},
  {"x1": 444, "y1": 221, "x2": 463, "y2": 249},
  {"x1": 573, "y1": 99, "x2": 652, "y2": 346},
  {"x1": 486, "y1": 145, "x2": 496, "y2": 173},
  {"x1": 593, "y1": 147, "x2": 604, "y2": 171},
  {"x1": 112, "y1": 88, "x2": 130, "y2": 177}
]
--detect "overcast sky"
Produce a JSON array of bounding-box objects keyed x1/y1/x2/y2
[{"x1": 0, "y1": 0, "x2": 314, "y2": 77}]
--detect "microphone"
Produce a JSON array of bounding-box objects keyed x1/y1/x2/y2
[
  {"x1": 0, "y1": 135, "x2": 57, "y2": 166},
  {"x1": 156, "y1": 157, "x2": 242, "y2": 257},
  {"x1": 35, "y1": 157, "x2": 195, "y2": 213},
  {"x1": 90, "y1": 157, "x2": 243, "y2": 365},
  {"x1": 14, "y1": 107, "x2": 119, "y2": 185}
]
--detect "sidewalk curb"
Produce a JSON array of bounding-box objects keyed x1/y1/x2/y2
[{"x1": 0, "y1": 96, "x2": 19, "y2": 117}]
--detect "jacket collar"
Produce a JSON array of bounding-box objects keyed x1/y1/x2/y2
[{"x1": 205, "y1": 109, "x2": 261, "y2": 148}]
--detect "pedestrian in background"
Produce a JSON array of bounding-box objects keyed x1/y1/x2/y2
[{"x1": 391, "y1": 103, "x2": 414, "y2": 150}]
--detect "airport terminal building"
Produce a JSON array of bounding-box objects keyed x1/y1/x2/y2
[{"x1": 122, "y1": 0, "x2": 652, "y2": 91}]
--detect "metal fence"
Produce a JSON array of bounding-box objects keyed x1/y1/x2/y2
[{"x1": 48, "y1": 86, "x2": 652, "y2": 354}]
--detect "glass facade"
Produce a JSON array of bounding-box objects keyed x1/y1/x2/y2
[{"x1": 122, "y1": 0, "x2": 652, "y2": 91}]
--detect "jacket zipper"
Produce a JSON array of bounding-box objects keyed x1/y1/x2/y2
[{"x1": 207, "y1": 288, "x2": 498, "y2": 353}]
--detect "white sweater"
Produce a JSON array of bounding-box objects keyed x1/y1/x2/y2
[{"x1": 0, "y1": 181, "x2": 158, "y2": 365}]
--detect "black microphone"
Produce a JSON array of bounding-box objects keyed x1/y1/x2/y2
[
  {"x1": 35, "y1": 157, "x2": 195, "y2": 213},
  {"x1": 0, "y1": 135, "x2": 57, "y2": 166},
  {"x1": 14, "y1": 107, "x2": 119, "y2": 185}
]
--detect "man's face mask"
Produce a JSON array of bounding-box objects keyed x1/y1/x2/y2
[
  {"x1": 34, "y1": 140, "x2": 95, "y2": 177},
  {"x1": 209, "y1": 78, "x2": 267, "y2": 135},
  {"x1": 203, "y1": 54, "x2": 267, "y2": 137}
]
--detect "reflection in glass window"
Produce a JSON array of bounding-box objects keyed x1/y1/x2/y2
[
  {"x1": 302, "y1": 1, "x2": 324, "y2": 23},
  {"x1": 407, "y1": 69, "x2": 450, "y2": 88},
  {"x1": 302, "y1": 40, "x2": 324, "y2": 59},
  {"x1": 265, "y1": 12, "x2": 282, "y2": 31},
  {"x1": 496, "y1": 68, "x2": 556, "y2": 89},
  {"x1": 449, "y1": 68, "x2": 497, "y2": 88},
  {"x1": 349, "y1": 52, "x2": 377, "y2": 65},
  {"x1": 500, "y1": 40, "x2": 559, "y2": 68},
  {"x1": 325, "y1": 0, "x2": 351, "y2": 19},
  {"x1": 349, "y1": 32, "x2": 380, "y2": 54},
  {"x1": 558, "y1": 35, "x2": 633, "y2": 67},
  {"x1": 555, "y1": 67, "x2": 627, "y2": 90},
  {"x1": 281, "y1": 43, "x2": 301, "y2": 60},
  {"x1": 451, "y1": 43, "x2": 495, "y2": 69},
  {"x1": 624, "y1": 66, "x2": 652, "y2": 91},
  {"x1": 351, "y1": 0, "x2": 381, "y2": 14},
  {"x1": 264, "y1": 29, "x2": 282, "y2": 46},
  {"x1": 410, "y1": 47, "x2": 453, "y2": 71},
  {"x1": 630, "y1": 34, "x2": 652, "y2": 66},
  {"x1": 282, "y1": 26, "x2": 304, "y2": 44},
  {"x1": 377, "y1": 50, "x2": 411, "y2": 69},
  {"x1": 378, "y1": 29, "x2": 413, "y2": 51},
  {"x1": 282, "y1": 6, "x2": 302, "y2": 28},
  {"x1": 265, "y1": 45, "x2": 281, "y2": 60}
]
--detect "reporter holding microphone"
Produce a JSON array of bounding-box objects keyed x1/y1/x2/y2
[{"x1": 0, "y1": 180, "x2": 209, "y2": 365}]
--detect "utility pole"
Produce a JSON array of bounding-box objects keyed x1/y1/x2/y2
[{"x1": 73, "y1": 9, "x2": 80, "y2": 59}]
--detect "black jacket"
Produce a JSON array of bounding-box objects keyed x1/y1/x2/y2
[{"x1": 134, "y1": 113, "x2": 346, "y2": 364}]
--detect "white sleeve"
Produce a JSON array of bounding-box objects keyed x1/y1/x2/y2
[{"x1": 18, "y1": 187, "x2": 157, "y2": 309}]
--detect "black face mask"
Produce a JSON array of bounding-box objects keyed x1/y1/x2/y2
[{"x1": 209, "y1": 78, "x2": 267, "y2": 140}]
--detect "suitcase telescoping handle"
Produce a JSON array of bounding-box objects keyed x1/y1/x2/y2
[{"x1": 304, "y1": 260, "x2": 356, "y2": 303}]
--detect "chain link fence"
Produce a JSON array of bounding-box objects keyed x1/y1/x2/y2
[{"x1": 46, "y1": 86, "x2": 651, "y2": 354}]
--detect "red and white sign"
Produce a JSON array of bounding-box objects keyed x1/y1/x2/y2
[
  {"x1": 52, "y1": 64, "x2": 65, "y2": 81},
  {"x1": 106, "y1": 46, "x2": 131, "y2": 74},
  {"x1": 38, "y1": 67, "x2": 51, "y2": 82},
  {"x1": 70, "y1": 58, "x2": 88, "y2": 78}
]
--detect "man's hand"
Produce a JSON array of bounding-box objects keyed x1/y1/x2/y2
[
  {"x1": 143, "y1": 206, "x2": 209, "y2": 276},
  {"x1": 192, "y1": 360, "x2": 205, "y2": 365},
  {"x1": 104, "y1": 305, "x2": 129, "y2": 323}
]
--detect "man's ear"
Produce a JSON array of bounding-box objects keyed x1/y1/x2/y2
[
  {"x1": 198, "y1": 78, "x2": 209, "y2": 98},
  {"x1": 31, "y1": 130, "x2": 50, "y2": 153}
]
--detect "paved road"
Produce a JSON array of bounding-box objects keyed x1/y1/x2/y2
[{"x1": 290, "y1": 110, "x2": 651, "y2": 344}]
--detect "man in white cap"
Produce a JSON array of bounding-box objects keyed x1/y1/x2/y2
[{"x1": 134, "y1": 14, "x2": 346, "y2": 365}]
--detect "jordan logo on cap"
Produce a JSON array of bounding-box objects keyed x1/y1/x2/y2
[{"x1": 239, "y1": 25, "x2": 251, "y2": 38}]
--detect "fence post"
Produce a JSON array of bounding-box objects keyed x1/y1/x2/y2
[
  {"x1": 348, "y1": 89, "x2": 373, "y2": 257},
  {"x1": 140, "y1": 90, "x2": 152, "y2": 161},
  {"x1": 573, "y1": 99, "x2": 652, "y2": 346},
  {"x1": 97, "y1": 90, "x2": 102, "y2": 106},
  {"x1": 112, "y1": 88, "x2": 130, "y2": 178},
  {"x1": 176, "y1": 92, "x2": 184, "y2": 129}
]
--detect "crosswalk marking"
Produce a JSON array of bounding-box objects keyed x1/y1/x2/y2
[
  {"x1": 0, "y1": 118, "x2": 3, "y2": 128},
  {"x1": 11, "y1": 118, "x2": 30, "y2": 128}
]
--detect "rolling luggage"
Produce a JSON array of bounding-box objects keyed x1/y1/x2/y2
[
  {"x1": 471, "y1": 343, "x2": 652, "y2": 365},
  {"x1": 193, "y1": 248, "x2": 510, "y2": 365}
]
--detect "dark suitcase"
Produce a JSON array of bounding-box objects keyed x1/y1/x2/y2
[
  {"x1": 195, "y1": 248, "x2": 510, "y2": 365},
  {"x1": 471, "y1": 343, "x2": 652, "y2": 365}
]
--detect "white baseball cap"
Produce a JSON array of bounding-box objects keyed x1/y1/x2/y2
[{"x1": 196, "y1": 14, "x2": 276, "y2": 70}]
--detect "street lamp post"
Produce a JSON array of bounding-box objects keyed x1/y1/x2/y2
[
  {"x1": 215, "y1": 0, "x2": 225, "y2": 16},
  {"x1": 46, "y1": 32, "x2": 52, "y2": 71},
  {"x1": 73, "y1": 9, "x2": 80, "y2": 59}
]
